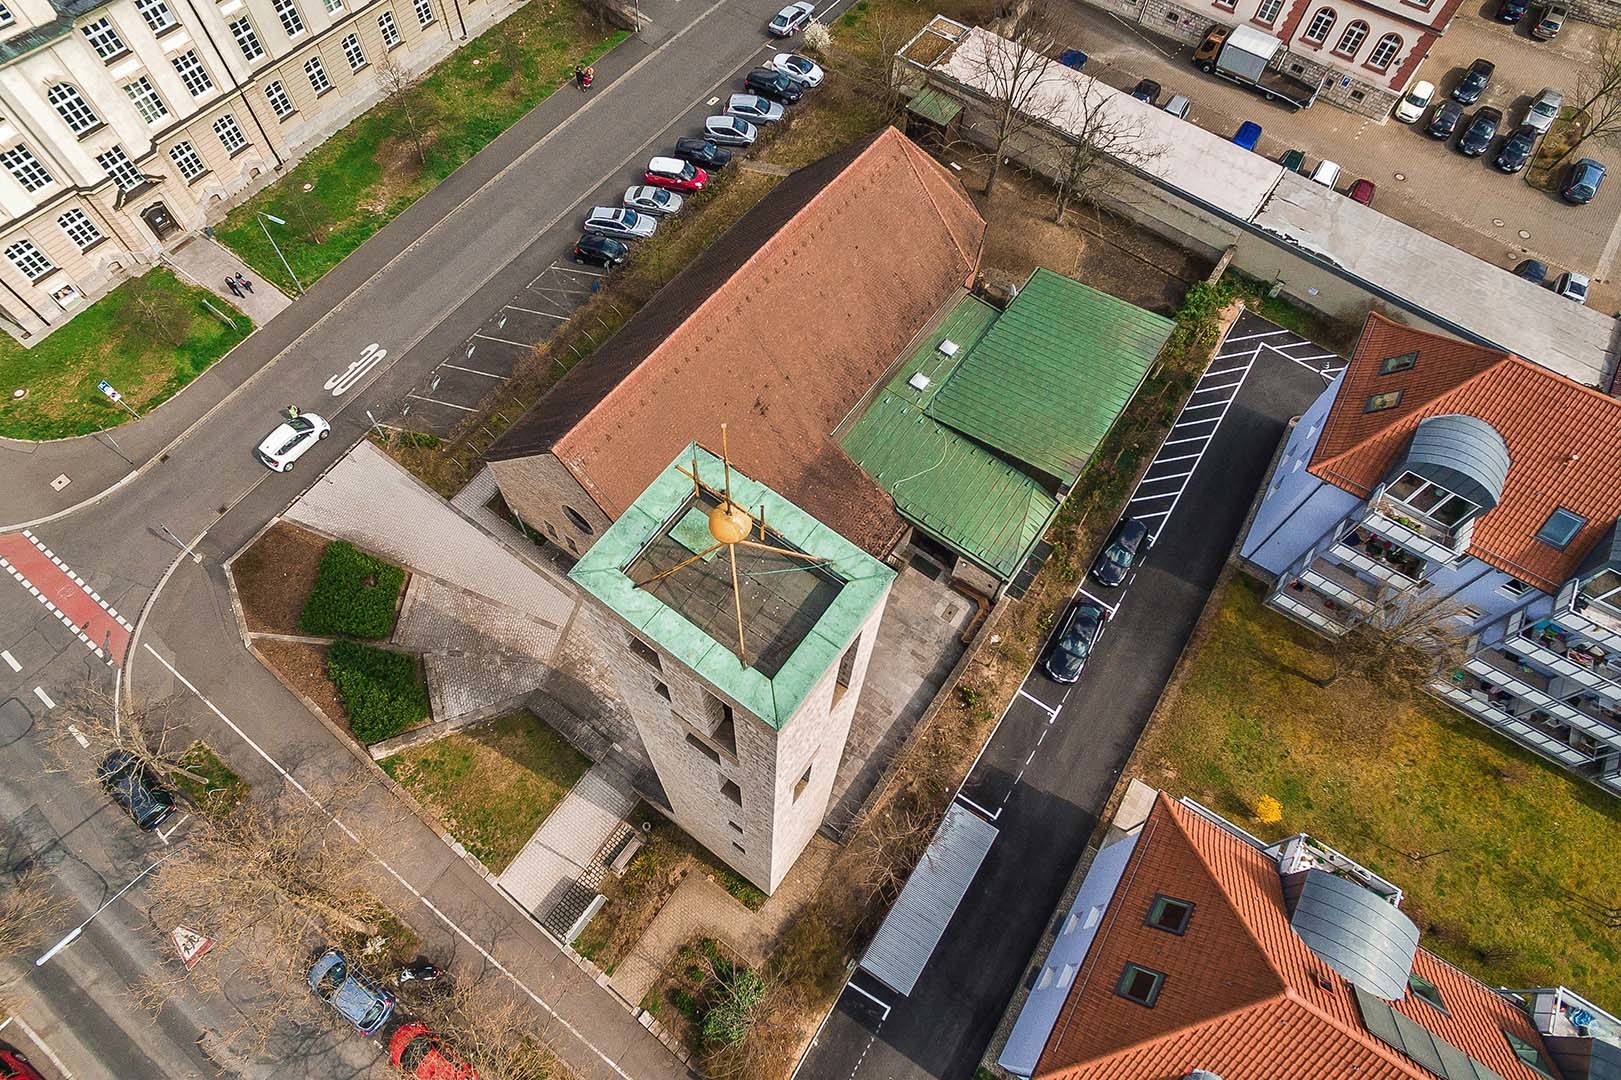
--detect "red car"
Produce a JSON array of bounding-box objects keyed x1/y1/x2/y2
[
  {"x1": 389, "y1": 1022, "x2": 478, "y2": 1080},
  {"x1": 0, "y1": 1040, "x2": 47, "y2": 1080},
  {"x1": 643, "y1": 155, "x2": 707, "y2": 192},
  {"x1": 1347, "y1": 178, "x2": 1376, "y2": 206}
]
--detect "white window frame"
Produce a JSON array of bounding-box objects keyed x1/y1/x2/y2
[
  {"x1": 323, "y1": 0, "x2": 342, "y2": 10},
  {"x1": 1303, "y1": 7, "x2": 1335, "y2": 44},
  {"x1": 0, "y1": 2, "x2": 14, "y2": 28},
  {"x1": 213, "y1": 113, "x2": 247, "y2": 154},
  {"x1": 48, "y1": 84, "x2": 100, "y2": 135},
  {"x1": 57, "y1": 208, "x2": 103, "y2": 250},
  {"x1": 1367, "y1": 32, "x2": 1401, "y2": 70},
  {"x1": 340, "y1": 32, "x2": 365, "y2": 70},
  {"x1": 378, "y1": 10, "x2": 401, "y2": 46},
  {"x1": 304, "y1": 55, "x2": 331, "y2": 94},
  {"x1": 1385, "y1": 470, "x2": 1479, "y2": 532},
  {"x1": 264, "y1": 79, "x2": 295, "y2": 118},
  {"x1": 272, "y1": 0, "x2": 305, "y2": 36},
  {"x1": 229, "y1": 16, "x2": 266, "y2": 61},
  {"x1": 134, "y1": 0, "x2": 177, "y2": 34},
  {"x1": 5, "y1": 239, "x2": 53, "y2": 281},
  {"x1": 1253, "y1": 0, "x2": 1284, "y2": 22},
  {"x1": 97, "y1": 145, "x2": 146, "y2": 191},
  {"x1": 168, "y1": 139, "x2": 206, "y2": 181},
  {"x1": 0, "y1": 144, "x2": 53, "y2": 192},
  {"x1": 81, "y1": 17, "x2": 128, "y2": 60},
  {"x1": 172, "y1": 50, "x2": 215, "y2": 96},
  {"x1": 123, "y1": 76, "x2": 169, "y2": 124},
  {"x1": 1334, "y1": 20, "x2": 1367, "y2": 56},
  {"x1": 413, "y1": 0, "x2": 434, "y2": 28}
]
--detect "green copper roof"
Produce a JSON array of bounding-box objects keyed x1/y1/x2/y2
[
  {"x1": 841, "y1": 295, "x2": 1060, "y2": 580},
  {"x1": 925, "y1": 268, "x2": 1174, "y2": 485},
  {"x1": 906, "y1": 85, "x2": 964, "y2": 126},
  {"x1": 568, "y1": 445, "x2": 895, "y2": 731}
]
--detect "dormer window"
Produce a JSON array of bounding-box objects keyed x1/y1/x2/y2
[
  {"x1": 1145, "y1": 895, "x2": 1194, "y2": 934},
  {"x1": 1379, "y1": 351, "x2": 1417, "y2": 375},
  {"x1": 1535, "y1": 508, "x2": 1586, "y2": 550},
  {"x1": 1365, "y1": 390, "x2": 1402, "y2": 412},
  {"x1": 1387, "y1": 471, "x2": 1478, "y2": 531}
]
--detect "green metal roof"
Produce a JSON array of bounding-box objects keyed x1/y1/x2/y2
[
  {"x1": 925, "y1": 268, "x2": 1174, "y2": 486},
  {"x1": 906, "y1": 85, "x2": 963, "y2": 126},
  {"x1": 568, "y1": 445, "x2": 894, "y2": 731},
  {"x1": 841, "y1": 295, "x2": 1061, "y2": 580},
  {"x1": 0, "y1": 0, "x2": 108, "y2": 67}
]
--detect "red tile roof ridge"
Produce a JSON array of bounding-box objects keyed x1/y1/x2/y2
[{"x1": 888, "y1": 131, "x2": 983, "y2": 268}]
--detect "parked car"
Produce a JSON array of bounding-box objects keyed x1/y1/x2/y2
[
  {"x1": 1042, "y1": 602, "x2": 1104, "y2": 683},
  {"x1": 1426, "y1": 99, "x2": 1464, "y2": 139},
  {"x1": 1495, "y1": 123, "x2": 1537, "y2": 172},
  {"x1": 1532, "y1": 3, "x2": 1568, "y2": 39},
  {"x1": 1451, "y1": 58, "x2": 1494, "y2": 104},
  {"x1": 1309, "y1": 159, "x2": 1340, "y2": 187},
  {"x1": 767, "y1": 0, "x2": 814, "y2": 36},
  {"x1": 1163, "y1": 93, "x2": 1191, "y2": 119},
  {"x1": 1232, "y1": 121, "x2": 1263, "y2": 151},
  {"x1": 1130, "y1": 78, "x2": 1162, "y2": 105},
  {"x1": 726, "y1": 93, "x2": 785, "y2": 125},
  {"x1": 309, "y1": 949, "x2": 395, "y2": 1036},
  {"x1": 1513, "y1": 258, "x2": 1548, "y2": 284},
  {"x1": 96, "y1": 751, "x2": 176, "y2": 831},
  {"x1": 583, "y1": 206, "x2": 656, "y2": 240},
  {"x1": 745, "y1": 66, "x2": 805, "y2": 105},
  {"x1": 644, "y1": 155, "x2": 707, "y2": 191},
  {"x1": 1348, "y1": 178, "x2": 1376, "y2": 204},
  {"x1": 623, "y1": 185, "x2": 684, "y2": 216},
  {"x1": 1561, "y1": 157, "x2": 1606, "y2": 203},
  {"x1": 1458, "y1": 106, "x2": 1503, "y2": 156},
  {"x1": 1393, "y1": 79, "x2": 1434, "y2": 123},
  {"x1": 673, "y1": 136, "x2": 732, "y2": 170},
  {"x1": 1090, "y1": 517, "x2": 1149, "y2": 588},
  {"x1": 1058, "y1": 48, "x2": 1088, "y2": 70},
  {"x1": 1555, "y1": 270, "x2": 1590, "y2": 303},
  {"x1": 0, "y1": 1041, "x2": 46, "y2": 1080},
  {"x1": 702, "y1": 115, "x2": 758, "y2": 146},
  {"x1": 572, "y1": 234, "x2": 628, "y2": 269},
  {"x1": 770, "y1": 52, "x2": 824, "y2": 87},
  {"x1": 390, "y1": 1022, "x2": 479, "y2": 1080},
  {"x1": 1279, "y1": 147, "x2": 1307, "y2": 172},
  {"x1": 1496, "y1": 0, "x2": 1529, "y2": 21},
  {"x1": 255, "y1": 412, "x2": 330, "y2": 472},
  {"x1": 1525, "y1": 86, "x2": 1563, "y2": 134}
]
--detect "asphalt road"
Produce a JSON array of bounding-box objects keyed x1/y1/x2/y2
[
  {"x1": 0, "y1": 0, "x2": 855, "y2": 1073},
  {"x1": 792, "y1": 312, "x2": 1336, "y2": 1080}
]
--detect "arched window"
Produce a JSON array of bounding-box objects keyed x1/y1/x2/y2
[
  {"x1": 1303, "y1": 7, "x2": 1336, "y2": 44},
  {"x1": 47, "y1": 84, "x2": 99, "y2": 135},
  {"x1": 1367, "y1": 32, "x2": 1402, "y2": 70},
  {"x1": 563, "y1": 506, "x2": 594, "y2": 534},
  {"x1": 1334, "y1": 20, "x2": 1368, "y2": 56}
]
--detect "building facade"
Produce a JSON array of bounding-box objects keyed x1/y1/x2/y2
[
  {"x1": 1242, "y1": 313, "x2": 1621, "y2": 797},
  {"x1": 0, "y1": 0, "x2": 493, "y2": 340}
]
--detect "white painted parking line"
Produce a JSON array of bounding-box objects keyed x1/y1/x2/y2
[
  {"x1": 439, "y1": 362, "x2": 504, "y2": 378},
  {"x1": 505, "y1": 303, "x2": 570, "y2": 319},
  {"x1": 1153, "y1": 451, "x2": 1203, "y2": 465},
  {"x1": 157, "y1": 813, "x2": 190, "y2": 844},
  {"x1": 1178, "y1": 398, "x2": 1232, "y2": 412},
  {"x1": 1016, "y1": 689, "x2": 1059, "y2": 716},
  {"x1": 406, "y1": 393, "x2": 477, "y2": 412},
  {"x1": 1130, "y1": 508, "x2": 1170, "y2": 520},
  {"x1": 65, "y1": 724, "x2": 88, "y2": 748},
  {"x1": 1077, "y1": 590, "x2": 1120, "y2": 615},
  {"x1": 1139, "y1": 469, "x2": 1194, "y2": 484},
  {"x1": 1160, "y1": 435, "x2": 1209, "y2": 447},
  {"x1": 32, "y1": 687, "x2": 54, "y2": 710},
  {"x1": 1189, "y1": 379, "x2": 1245, "y2": 395},
  {"x1": 1223, "y1": 329, "x2": 1290, "y2": 343},
  {"x1": 0, "y1": 650, "x2": 17, "y2": 672},
  {"x1": 954, "y1": 792, "x2": 1002, "y2": 822},
  {"x1": 1201, "y1": 365, "x2": 1250, "y2": 379},
  {"x1": 471, "y1": 332, "x2": 532, "y2": 349},
  {"x1": 844, "y1": 979, "x2": 893, "y2": 1020},
  {"x1": 1127, "y1": 489, "x2": 1177, "y2": 503},
  {"x1": 0, "y1": 1016, "x2": 73, "y2": 1078}
]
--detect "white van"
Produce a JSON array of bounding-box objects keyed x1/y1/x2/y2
[{"x1": 1309, "y1": 159, "x2": 1341, "y2": 189}]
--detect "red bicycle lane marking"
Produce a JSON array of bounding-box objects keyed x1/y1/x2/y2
[{"x1": 0, "y1": 531, "x2": 130, "y2": 665}]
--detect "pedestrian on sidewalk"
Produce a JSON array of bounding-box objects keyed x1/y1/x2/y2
[
  {"x1": 234, "y1": 272, "x2": 255, "y2": 294},
  {"x1": 225, "y1": 276, "x2": 243, "y2": 298},
  {"x1": 574, "y1": 65, "x2": 586, "y2": 91}
]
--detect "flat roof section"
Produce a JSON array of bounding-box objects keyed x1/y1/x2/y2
[{"x1": 569, "y1": 444, "x2": 896, "y2": 730}]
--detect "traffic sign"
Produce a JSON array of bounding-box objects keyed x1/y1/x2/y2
[
  {"x1": 97, "y1": 380, "x2": 121, "y2": 403},
  {"x1": 171, "y1": 924, "x2": 214, "y2": 970}
]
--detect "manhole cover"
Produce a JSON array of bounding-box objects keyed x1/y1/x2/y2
[
  {"x1": 11, "y1": 387, "x2": 24, "y2": 399},
  {"x1": 1394, "y1": 172, "x2": 1406, "y2": 181},
  {"x1": 1519, "y1": 230, "x2": 1532, "y2": 239},
  {"x1": 1493, "y1": 219, "x2": 1506, "y2": 227},
  {"x1": 50, "y1": 474, "x2": 70, "y2": 492}
]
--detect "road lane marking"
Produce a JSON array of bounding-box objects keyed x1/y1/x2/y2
[
  {"x1": 325, "y1": 343, "x2": 389, "y2": 397},
  {"x1": 1016, "y1": 689, "x2": 1059, "y2": 716},
  {"x1": 0, "y1": 650, "x2": 17, "y2": 672},
  {"x1": 953, "y1": 792, "x2": 1002, "y2": 822},
  {"x1": 32, "y1": 687, "x2": 54, "y2": 710},
  {"x1": 844, "y1": 980, "x2": 892, "y2": 1019},
  {"x1": 65, "y1": 724, "x2": 87, "y2": 748},
  {"x1": 143, "y1": 645, "x2": 634, "y2": 1080}
]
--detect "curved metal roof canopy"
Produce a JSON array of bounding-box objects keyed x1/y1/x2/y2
[
  {"x1": 1398, "y1": 414, "x2": 1511, "y2": 514},
  {"x1": 1285, "y1": 869, "x2": 1420, "y2": 1000}
]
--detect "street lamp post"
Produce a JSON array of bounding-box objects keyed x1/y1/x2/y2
[
  {"x1": 256, "y1": 212, "x2": 303, "y2": 296},
  {"x1": 36, "y1": 854, "x2": 172, "y2": 967}
]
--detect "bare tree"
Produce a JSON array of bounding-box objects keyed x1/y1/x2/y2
[
  {"x1": 837, "y1": 9, "x2": 916, "y2": 121},
  {"x1": 955, "y1": 5, "x2": 1061, "y2": 196},
  {"x1": 408, "y1": 976, "x2": 565, "y2": 1080},
  {"x1": 1045, "y1": 77, "x2": 1160, "y2": 224},
  {"x1": 377, "y1": 56, "x2": 436, "y2": 166},
  {"x1": 0, "y1": 867, "x2": 60, "y2": 1015},
  {"x1": 52, "y1": 685, "x2": 211, "y2": 790},
  {"x1": 122, "y1": 271, "x2": 190, "y2": 347},
  {"x1": 1568, "y1": 26, "x2": 1621, "y2": 160},
  {"x1": 280, "y1": 185, "x2": 332, "y2": 246},
  {"x1": 1314, "y1": 590, "x2": 1470, "y2": 692}
]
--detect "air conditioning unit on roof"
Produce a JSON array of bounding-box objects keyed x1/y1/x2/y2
[
  {"x1": 908, "y1": 373, "x2": 931, "y2": 392},
  {"x1": 938, "y1": 339, "x2": 959, "y2": 357}
]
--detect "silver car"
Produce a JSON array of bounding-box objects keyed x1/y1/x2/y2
[
  {"x1": 583, "y1": 206, "x2": 657, "y2": 240},
  {"x1": 703, "y1": 115, "x2": 758, "y2": 147},
  {"x1": 726, "y1": 93, "x2": 784, "y2": 125},
  {"x1": 623, "y1": 185, "x2": 684, "y2": 216},
  {"x1": 767, "y1": 0, "x2": 814, "y2": 36},
  {"x1": 1525, "y1": 87, "x2": 1563, "y2": 134}
]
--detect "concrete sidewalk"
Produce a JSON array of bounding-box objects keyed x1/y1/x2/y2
[{"x1": 165, "y1": 234, "x2": 293, "y2": 325}]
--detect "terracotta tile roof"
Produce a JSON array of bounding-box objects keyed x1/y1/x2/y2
[
  {"x1": 485, "y1": 127, "x2": 985, "y2": 558},
  {"x1": 1308, "y1": 313, "x2": 1621, "y2": 592},
  {"x1": 1033, "y1": 794, "x2": 1561, "y2": 1080}
]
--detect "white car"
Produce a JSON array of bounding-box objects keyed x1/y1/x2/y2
[
  {"x1": 767, "y1": 0, "x2": 814, "y2": 36},
  {"x1": 623, "y1": 185, "x2": 685, "y2": 216},
  {"x1": 726, "y1": 93, "x2": 784, "y2": 125},
  {"x1": 1525, "y1": 87, "x2": 1563, "y2": 134},
  {"x1": 1555, "y1": 271, "x2": 1590, "y2": 305},
  {"x1": 256, "y1": 413, "x2": 330, "y2": 472},
  {"x1": 1393, "y1": 79, "x2": 1433, "y2": 124},
  {"x1": 771, "y1": 52, "x2": 824, "y2": 87},
  {"x1": 703, "y1": 115, "x2": 758, "y2": 147},
  {"x1": 583, "y1": 206, "x2": 657, "y2": 240}
]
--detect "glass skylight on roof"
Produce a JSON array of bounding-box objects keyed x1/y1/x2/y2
[{"x1": 1536, "y1": 508, "x2": 1586, "y2": 550}]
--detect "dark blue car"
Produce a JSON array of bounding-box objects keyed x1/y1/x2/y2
[
  {"x1": 1042, "y1": 602, "x2": 1104, "y2": 684},
  {"x1": 1232, "y1": 121, "x2": 1263, "y2": 152},
  {"x1": 1562, "y1": 158, "x2": 1606, "y2": 204}
]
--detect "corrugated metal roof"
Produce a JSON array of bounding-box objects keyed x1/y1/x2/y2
[
  {"x1": 906, "y1": 85, "x2": 964, "y2": 126},
  {"x1": 1400, "y1": 414, "x2": 1510, "y2": 513},
  {"x1": 1283, "y1": 869, "x2": 1419, "y2": 1001},
  {"x1": 925, "y1": 269, "x2": 1174, "y2": 485},
  {"x1": 841, "y1": 295, "x2": 1060, "y2": 580},
  {"x1": 859, "y1": 802, "x2": 998, "y2": 996}
]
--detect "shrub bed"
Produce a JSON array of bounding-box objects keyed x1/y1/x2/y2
[
  {"x1": 299, "y1": 541, "x2": 405, "y2": 639},
  {"x1": 327, "y1": 641, "x2": 429, "y2": 743}
]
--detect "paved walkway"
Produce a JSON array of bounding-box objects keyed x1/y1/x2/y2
[
  {"x1": 498, "y1": 764, "x2": 638, "y2": 921},
  {"x1": 165, "y1": 234, "x2": 294, "y2": 325}
]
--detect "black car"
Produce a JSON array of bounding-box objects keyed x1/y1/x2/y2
[
  {"x1": 572, "y1": 234, "x2": 628, "y2": 268},
  {"x1": 1042, "y1": 602, "x2": 1104, "y2": 684},
  {"x1": 1496, "y1": 0, "x2": 1529, "y2": 21},
  {"x1": 97, "y1": 751, "x2": 176, "y2": 831},
  {"x1": 1458, "y1": 106, "x2": 1502, "y2": 156},
  {"x1": 1130, "y1": 78, "x2": 1162, "y2": 105},
  {"x1": 1090, "y1": 517, "x2": 1149, "y2": 588},
  {"x1": 673, "y1": 136, "x2": 732, "y2": 170},
  {"x1": 1426, "y1": 100, "x2": 1464, "y2": 139},
  {"x1": 1513, "y1": 258, "x2": 1548, "y2": 284},
  {"x1": 1494, "y1": 123, "x2": 1537, "y2": 172},
  {"x1": 744, "y1": 67, "x2": 804, "y2": 105},
  {"x1": 1451, "y1": 58, "x2": 1494, "y2": 104}
]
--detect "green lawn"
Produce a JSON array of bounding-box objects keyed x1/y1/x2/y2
[
  {"x1": 0, "y1": 268, "x2": 250, "y2": 440},
  {"x1": 380, "y1": 710, "x2": 589, "y2": 872},
  {"x1": 173, "y1": 741, "x2": 249, "y2": 814},
  {"x1": 1137, "y1": 575, "x2": 1621, "y2": 1004},
  {"x1": 214, "y1": 0, "x2": 626, "y2": 291}
]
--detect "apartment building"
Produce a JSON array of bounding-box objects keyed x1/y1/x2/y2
[
  {"x1": 1242, "y1": 313, "x2": 1621, "y2": 796},
  {"x1": 0, "y1": 0, "x2": 488, "y2": 340}
]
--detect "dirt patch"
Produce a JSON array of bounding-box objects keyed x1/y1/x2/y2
[
  {"x1": 255, "y1": 639, "x2": 346, "y2": 724},
  {"x1": 362, "y1": 137, "x2": 427, "y2": 215},
  {"x1": 232, "y1": 522, "x2": 330, "y2": 634}
]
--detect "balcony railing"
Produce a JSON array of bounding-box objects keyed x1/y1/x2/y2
[
  {"x1": 1330, "y1": 539, "x2": 1423, "y2": 589},
  {"x1": 1270, "y1": 589, "x2": 1349, "y2": 636},
  {"x1": 1358, "y1": 487, "x2": 1471, "y2": 564},
  {"x1": 1431, "y1": 683, "x2": 1595, "y2": 767},
  {"x1": 1512, "y1": 635, "x2": 1621, "y2": 699},
  {"x1": 1555, "y1": 578, "x2": 1621, "y2": 653},
  {"x1": 1300, "y1": 562, "x2": 1380, "y2": 614},
  {"x1": 1465, "y1": 654, "x2": 1621, "y2": 746}
]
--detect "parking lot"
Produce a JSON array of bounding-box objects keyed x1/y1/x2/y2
[{"x1": 1054, "y1": 0, "x2": 1621, "y2": 308}]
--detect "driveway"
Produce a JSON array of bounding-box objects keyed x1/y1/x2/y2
[{"x1": 1051, "y1": 0, "x2": 1621, "y2": 308}]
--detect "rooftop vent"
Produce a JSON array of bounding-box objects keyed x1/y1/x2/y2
[
  {"x1": 938, "y1": 339, "x2": 959, "y2": 357},
  {"x1": 1183, "y1": 1072, "x2": 1225, "y2": 1080},
  {"x1": 908, "y1": 372, "x2": 931, "y2": 392}
]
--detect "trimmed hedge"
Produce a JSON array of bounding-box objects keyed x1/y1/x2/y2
[
  {"x1": 327, "y1": 641, "x2": 429, "y2": 744},
  {"x1": 299, "y1": 541, "x2": 405, "y2": 640}
]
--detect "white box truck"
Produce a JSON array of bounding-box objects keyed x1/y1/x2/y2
[{"x1": 1192, "y1": 25, "x2": 1320, "y2": 110}]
